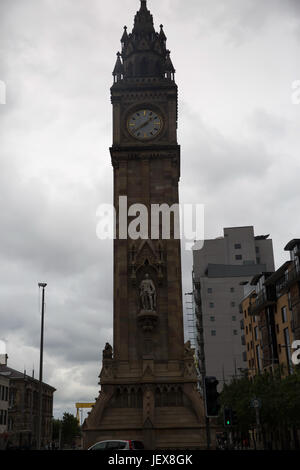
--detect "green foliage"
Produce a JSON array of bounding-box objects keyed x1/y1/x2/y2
[
  {"x1": 52, "y1": 418, "x2": 62, "y2": 441},
  {"x1": 61, "y1": 412, "x2": 81, "y2": 446},
  {"x1": 219, "y1": 367, "x2": 300, "y2": 433}
]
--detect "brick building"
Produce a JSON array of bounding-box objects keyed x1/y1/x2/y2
[
  {"x1": 0, "y1": 356, "x2": 55, "y2": 449},
  {"x1": 241, "y1": 238, "x2": 300, "y2": 376}
]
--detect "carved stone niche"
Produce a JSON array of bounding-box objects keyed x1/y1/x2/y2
[
  {"x1": 137, "y1": 265, "x2": 159, "y2": 332},
  {"x1": 129, "y1": 240, "x2": 165, "y2": 287}
]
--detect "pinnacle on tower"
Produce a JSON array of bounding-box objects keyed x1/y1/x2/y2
[
  {"x1": 133, "y1": 0, "x2": 155, "y2": 35},
  {"x1": 112, "y1": 0, "x2": 176, "y2": 81},
  {"x1": 113, "y1": 52, "x2": 124, "y2": 83},
  {"x1": 121, "y1": 26, "x2": 129, "y2": 47},
  {"x1": 159, "y1": 24, "x2": 167, "y2": 42}
]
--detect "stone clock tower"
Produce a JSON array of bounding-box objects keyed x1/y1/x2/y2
[{"x1": 83, "y1": 0, "x2": 210, "y2": 449}]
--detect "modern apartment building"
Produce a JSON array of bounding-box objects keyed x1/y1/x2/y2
[
  {"x1": 192, "y1": 226, "x2": 275, "y2": 389},
  {"x1": 241, "y1": 238, "x2": 300, "y2": 377}
]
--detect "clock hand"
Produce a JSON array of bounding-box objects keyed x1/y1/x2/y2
[{"x1": 135, "y1": 117, "x2": 153, "y2": 132}]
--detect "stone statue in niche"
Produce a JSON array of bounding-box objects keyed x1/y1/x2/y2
[
  {"x1": 103, "y1": 342, "x2": 113, "y2": 359},
  {"x1": 140, "y1": 274, "x2": 156, "y2": 311}
]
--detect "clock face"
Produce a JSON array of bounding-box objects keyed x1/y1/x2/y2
[{"x1": 127, "y1": 109, "x2": 163, "y2": 140}]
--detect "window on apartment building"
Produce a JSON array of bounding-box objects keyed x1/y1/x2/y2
[
  {"x1": 256, "y1": 257, "x2": 261, "y2": 264},
  {"x1": 246, "y1": 326, "x2": 248, "y2": 334},
  {"x1": 247, "y1": 342, "x2": 250, "y2": 351},
  {"x1": 249, "y1": 324, "x2": 252, "y2": 332},
  {"x1": 210, "y1": 316, "x2": 215, "y2": 322},
  {"x1": 0, "y1": 410, "x2": 7, "y2": 426},
  {"x1": 209, "y1": 302, "x2": 214, "y2": 308},
  {"x1": 235, "y1": 243, "x2": 242, "y2": 249},
  {"x1": 233, "y1": 330, "x2": 238, "y2": 335},
  {"x1": 283, "y1": 327, "x2": 293, "y2": 374},
  {"x1": 256, "y1": 345, "x2": 261, "y2": 372},
  {"x1": 235, "y1": 255, "x2": 243, "y2": 260},
  {"x1": 281, "y1": 306, "x2": 287, "y2": 323},
  {"x1": 230, "y1": 287, "x2": 235, "y2": 293},
  {"x1": 254, "y1": 326, "x2": 258, "y2": 340},
  {"x1": 211, "y1": 330, "x2": 216, "y2": 336},
  {"x1": 244, "y1": 310, "x2": 247, "y2": 318},
  {"x1": 251, "y1": 340, "x2": 253, "y2": 349},
  {"x1": 256, "y1": 246, "x2": 260, "y2": 253},
  {"x1": 8, "y1": 417, "x2": 13, "y2": 432},
  {"x1": 288, "y1": 292, "x2": 292, "y2": 310},
  {"x1": 232, "y1": 316, "x2": 236, "y2": 321},
  {"x1": 231, "y1": 301, "x2": 236, "y2": 307},
  {"x1": 276, "y1": 324, "x2": 279, "y2": 334},
  {"x1": 207, "y1": 288, "x2": 212, "y2": 294}
]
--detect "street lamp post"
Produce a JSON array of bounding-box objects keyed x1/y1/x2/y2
[{"x1": 37, "y1": 282, "x2": 47, "y2": 450}]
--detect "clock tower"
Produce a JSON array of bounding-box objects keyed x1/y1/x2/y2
[{"x1": 83, "y1": 0, "x2": 210, "y2": 449}]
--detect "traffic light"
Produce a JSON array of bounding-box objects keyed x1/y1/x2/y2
[
  {"x1": 231, "y1": 409, "x2": 238, "y2": 426},
  {"x1": 224, "y1": 407, "x2": 232, "y2": 426},
  {"x1": 223, "y1": 407, "x2": 238, "y2": 426},
  {"x1": 204, "y1": 376, "x2": 220, "y2": 417}
]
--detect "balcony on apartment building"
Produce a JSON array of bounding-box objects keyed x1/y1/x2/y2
[
  {"x1": 249, "y1": 287, "x2": 276, "y2": 315},
  {"x1": 277, "y1": 264, "x2": 300, "y2": 294}
]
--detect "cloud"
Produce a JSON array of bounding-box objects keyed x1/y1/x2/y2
[{"x1": 0, "y1": 0, "x2": 299, "y2": 419}]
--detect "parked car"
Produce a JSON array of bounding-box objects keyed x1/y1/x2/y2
[{"x1": 88, "y1": 440, "x2": 144, "y2": 450}]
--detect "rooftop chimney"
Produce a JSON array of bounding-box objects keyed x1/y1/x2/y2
[{"x1": 0, "y1": 354, "x2": 8, "y2": 366}]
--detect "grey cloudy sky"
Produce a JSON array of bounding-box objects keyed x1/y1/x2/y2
[{"x1": 0, "y1": 0, "x2": 300, "y2": 419}]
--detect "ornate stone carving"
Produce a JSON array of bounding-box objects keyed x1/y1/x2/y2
[
  {"x1": 129, "y1": 240, "x2": 165, "y2": 286},
  {"x1": 137, "y1": 310, "x2": 159, "y2": 332},
  {"x1": 103, "y1": 342, "x2": 113, "y2": 360},
  {"x1": 183, "y1": 341, "x2": 197, "y2": 378},
  {"x1": 184, "y1": 340, "x2": 194, "y2": 358}
]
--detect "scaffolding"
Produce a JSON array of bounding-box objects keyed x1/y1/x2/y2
[{"x1": 184, "y1": 291, "x2": 201, "y2": 387}]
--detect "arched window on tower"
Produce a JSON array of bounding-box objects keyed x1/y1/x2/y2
[
  {"x1": 155, "y1": 60, "x2": 162, "y2": 77},
  {"x1": 127, "y1": 62, "x2": 133, "y2": 77},
  {"x1": 140, "y1": 57, "x2": 148, "y2": 76},
  {"x1": 137, "y1": 388, "x2": 143, "y2": 408},
  {"x1": 155, "y1": 388, "x2": 162, "y2": 407}
]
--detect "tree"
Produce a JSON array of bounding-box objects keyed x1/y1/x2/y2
[
  {"x1": 61, "y1": 413, "x2": 81, "y2": 447},
  {"x1": 52, "y1": 418, "x2": 62, "y2": 442},
  {"x1": 218, "y1": 366, "x2": 300, "y2": 449}
]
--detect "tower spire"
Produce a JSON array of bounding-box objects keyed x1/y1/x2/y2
[
  {"x1": 112, "y1": 0, "x2": 176, "y2": 81},
  {"x1": 133, "y1": 0, "x2": 154, "y2": 35}
]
